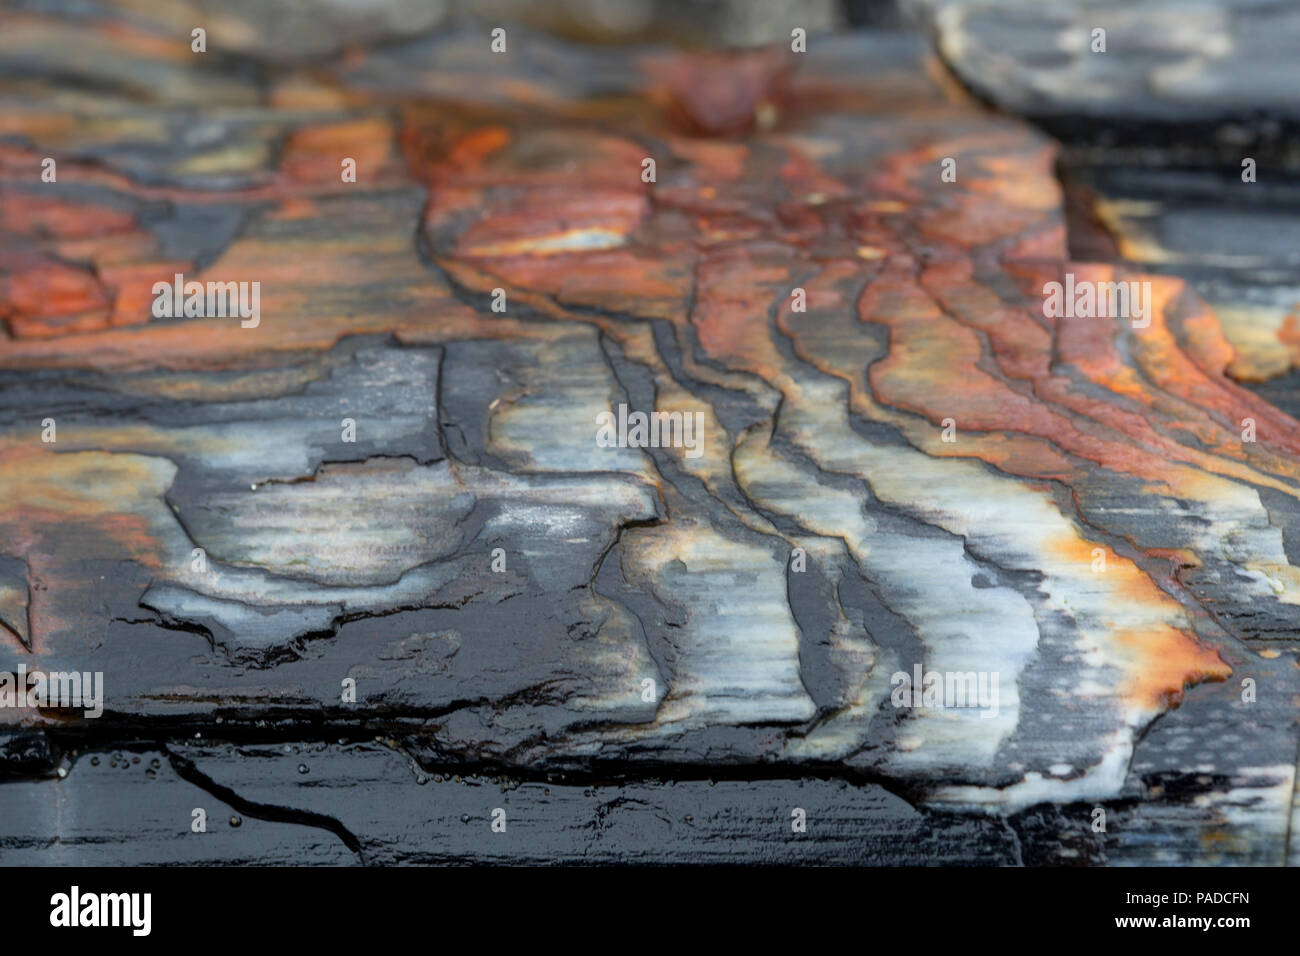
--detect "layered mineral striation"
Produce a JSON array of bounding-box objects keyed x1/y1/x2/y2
[{"x1": 0, "y1": 0, "x2": 1296, "y2": 864}]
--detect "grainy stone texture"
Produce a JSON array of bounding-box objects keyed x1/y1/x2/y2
[{"x1": 0, "y1": 0, "x2": 1297, "y2": 864}]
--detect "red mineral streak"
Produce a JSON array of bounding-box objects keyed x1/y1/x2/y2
[
  {"x1": 1048, "y1": 535, "x2": 1231, "y2": 706},
  {"x1": 453, "y1": 190, "x2": 649, "y2": 257},
  {"x1": 280, "y1": 118, "x2": 396, "y2": 186},
  {"x1": 0, "y1": 185, "x2": 199, "y2": 338},
  {"x1": 1278, "y1": 312, "x2": 1300, "y2": 364},
  {"x1": 0, "y1": 192, "x2": 137, "y2": 239},
  {"x1": 1118, "y1": 626, "x2": 1232, "y2": 708},
  {"x1": 692, "y1": 244, "x2": 796, "y2": 371},
  {"x1": 641, "y1": 48, "x2": 795, "y2": 136}
]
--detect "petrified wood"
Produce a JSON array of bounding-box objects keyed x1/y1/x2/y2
[{"x1": 0, "y1": 2, "x2": 1297, "y2": 865}]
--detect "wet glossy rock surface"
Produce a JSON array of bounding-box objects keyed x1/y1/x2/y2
[{"x1": 1, "y1": 1, "x2": 1297, "y2": 864}]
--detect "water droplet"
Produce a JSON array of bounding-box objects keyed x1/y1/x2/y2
[
  {"x1": 297, "y1": 764, "x2": 308, "y2": 775},
  {"x1": 90, "y1": 756, "x2": 100, "y2": 766},
  {"x1": 230, "y1": 815, "x2": 242, "y2": 827}
]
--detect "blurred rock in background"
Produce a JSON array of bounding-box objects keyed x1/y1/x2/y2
[
  {"x1": 908, "y1": 0, "x2": 1300, "y2": 158},
  {"x1": 30, "y1": 0, "x2": 860, "y2": 59}
]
